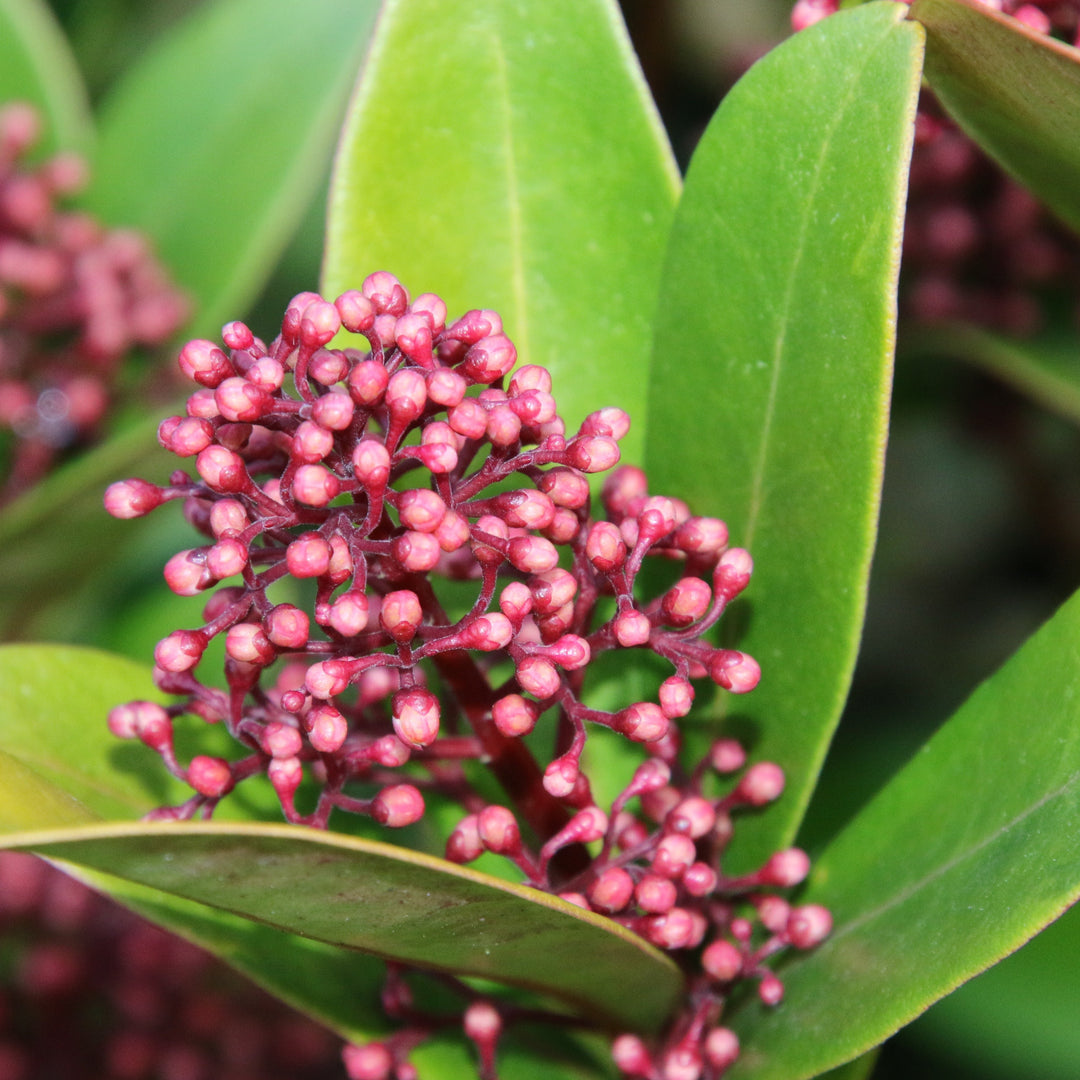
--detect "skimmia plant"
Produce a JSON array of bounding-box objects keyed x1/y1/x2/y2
[{"x1": 4, "y1": 1, "x2": 1080, "y2": 1079}]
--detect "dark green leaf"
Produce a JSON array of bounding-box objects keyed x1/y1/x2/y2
[
  {"x1": 645, "y1": 3, "x2": 924, "y2": 871},
  {"x1": 903, "y1": 321, "x2": 1080, "y2": 427},
  {"x1": 8, "y1": 821, "x2": 683, "y2": 1033},
  {"x1": 0, "y1": 0, "x2": 91, "y2": 153},
  {"x1": 321, "y1": 0, "x2": 680, "y2": 463},
  {"x1": 728, "y1": 585, "x2": 1080, "y2": 1079},
  {"x1": 911, "y1": 0, "x2": 1080, "y2": 233},
  {"x1": 85, "y1": 0, "x2": 380, "y2": 335}
]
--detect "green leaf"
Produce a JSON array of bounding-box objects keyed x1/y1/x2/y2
[
  {"x1": 727, "y1": 584, "x2": 1080, "y2": 1080},
  {"x1": 644, "y1": 2, "x2": 923, "y2": 871},
  {"x1": 903, "y1": 321, "x2": 1080, "y2": 427},
  {"x1": 0, "y1": 0, "x2": 92, "y2": 154},
  {"x1": 7, "y1": 821, "x2": 682, "y2": 1033},
  {"x1": 904, "y1": 901, "x2": 1080, "y2": 1079},
  {"x1": 84, "y1": 0, "x2": 380, "y2": 336},
  {"x1": 321, "y1": 0, "x2": 680, "y2": 463},
  {"x1": 910, "y1": 0, "x2": 1080, "y2": 233}
]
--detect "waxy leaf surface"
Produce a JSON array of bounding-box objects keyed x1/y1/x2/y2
[
  {"x1": 727, "y1": 585, "x2": 1080, "y2": 1079},
  {"x1": 645, "y1": 3, "x2": 923, "y2": 870},
  {"x1": 85, "y1": 0, "x2": 379, "y2": 335},
  {"x1": 0, "y1": 645, "x2": 681, "y2": 1037},
  {"x1": 6, "y1": 822, "x2": 683, "y2": 1033},
  {"x1": 911, "y1": 0, "x2": 1080, "y2": 232},
  {"x1": 322, "y1": 0, "x2": 680, "y2": 462},
  {"x1": 0, "y1": 0, "x2": 91, "y2": 153}
]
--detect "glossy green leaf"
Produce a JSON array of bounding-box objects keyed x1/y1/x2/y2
[
  {"x1": 904, "y1": 901, "x2": 1080, "y2": 1079},
  {"x1": 904, "y1": 321, "x2": 1080, "y2": 426},
  {"x1": 0, "y1": 0, "x2": 91, "y2": 154},
  {"x1": 7, "y1": 821, "x2": 682, "y2": 1033},
  {"x1": 645, "y1": 3, "x2": 923, "y2": 871},
  {"x1": 321, "y1": 0, "x2": 680, "y2": 462},
  {"x1": 911, "y1": 0, "x2": 1080, "y2": 232},
  {"x1": 85, "y1": 0, "x2": 379, "y2": 336},
  {"x1": 728, "y1": 585, "x2": 1080, "y2": 1079},
  {"x1": 0, "y1": 643, "x2": 681, "y2": 1038}
]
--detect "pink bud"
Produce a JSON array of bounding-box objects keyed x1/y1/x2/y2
[
  {"x1": 362, "y1": 271, "x2": 409, "y2": 315},
  {"x1": 787, "y1": 904, "x2": 833, "y2": 949},
  {"x1": 155, "y1": 630, "x2": 207, "y2": 673},
  {"x1": 163, "y1": 550, "x2": 212, "y2": 596},
  {"x1": 539, "y1": 466, "x2": 589, "y2": 509},
  {"x1": 618, "y1": 702, "x2": 669, "y2": 743},
  {"x1": 426, "y1": 367, "x2": 467, "y2": 406},
  {"x1": 196, "y1": 445, "x2": 248, "y2": 493},
  {"x1": 286, "y1": 534, "x2": 333, "y2": 578},
  {"x1": 611, "y1": 1034, "x2": 653, "y2": 1078},
  {"x1": 398, "y1": 489, "x2": 447, "y2": 532},
  {"x1": 763, "y1": 847, "x2": 811, "y2": 888},
  {"x1": 460, "y1": 613, "x2": 514, "y2": 651},
  {"x1": 580, "y1": 406, "x2": 630, "y2": 440},
  {"x1": 498, "y1": 581, "x2": 533, "y2": 623},
  {"x1": 435, "y1": 509, "x2": 470, "y2": 551},
  {"x1": 209, "y1": 499, "x2": 248, "y2": 537},
  {"x1": 352, "y1": 439, "x2": 391, "y2": 488},
  {"x1": 507, "y1": 535, "x2": 559, "y2": 573},
  {"x1": 265, "y1": 605, "x2": 310, "y2": 649},
  {"x1": 158, "y1": 415, "x2": 214, "y2": 457},
  {"x1": 188, "y1": 755, "x2": 233, "y2": 798},
  {"x1": 268, "y1": 756, "x2": 303, "y2": 801},
  {"x1": 585, "y1": 521, "x2": 626, "y2": 572},
  {"x1": 461, "y1": 334, "x2": 516, "y2": 383},
  {"x1": 107, "y1": 700, "x2": 168, "y2": 741},
  {"x1": 307, "y1": 704, "x2": 348, "y2": 753},
  {"x1": 643, "y1": 907, "x2": 695, "y2": 950},
  {"x1": 635, "y1": 874, "x2": 677, "y2": 914},
  {"x1": 659, "y1": 676, "x2": 694, "y2": 719},
  {"x1": 713, "y1": 547, "x2": 753, "y2": 599},
  {"x1": 335, "y1": 290, "x2": 375, "y2": 333},
  {"x1": 543, "y1": 756, "x2": 579, "y2": 798},
  {"x1": 661, "y1": 577, "x2": 711, "y2": 627},
  {"x1": 515, "y1": 656, "x2": 560, "y2": 699},
  {"x1": 471, "y1": 514, "x2": 509, "y2": 565},
  {"x1": 448, "y1": 397, "x2": 488, "y2": 439},
  {"x1": 311, "y1": 391, "x2": 354, "y2": 430},
  {"x1": 329, "y1": 591, "x2": 369, "y2": 637},
  {"x1": 446, "y1": 814, "x2": 484, "y2": 863},
  {"x1": 708, "y1": 650, "x2": 761, "y2": 693},
  {"x1": 710, "y1": 739, "x2": 746, "y2": 773},
  {"x1": 588, "y1": 867, "x2": 635, "y2": 913},
  {"x1": 380, "y1": 590, "x2": 423, "y2": 643},
  {"x1": 567, "y1": 435, "x2": 620, "y2": 473},
  {"x1": 260, "y1": 721, "x2": 303, "y2": 759},
  {"x1": 391, "y1": 688, "x2": 440, "y2": 747},
  {"x1": 674, "y1": 516, "x2": 729, "y2": 556},
  {"x1": 385, "y1": 368, "x2": 427, "y2": 422},
  {"x1": 391, "y1": 530, "x2": 441, "y2": 572},
  {"x1": 759, "y1": 973, "x2": 784, "y2": 1006},
  {"x1": 104, "y1": 478, "x2": 165, "y2": 519},
  {"x1": 371, "y1": 784, "x2": 425, "y2": 827},
  {"x1": 305, "y1": 660, "x2": 350, "y2": 699},
  {"x1": 347, "y1": 359, "x2": 389, "y2": 406},
  {"x1": 491, "y1": 694, "x2": 538, "y2": 737},
  {"x1": 734, "y1": 762, "x2": 785, "y2": 806},
  {"x1": 651, "y1": 834, "x2": 696, "y2": 879},
  {"x1": 614, "y1": 610, "x2": 651, "y2": 647},
  {"x1": 447, "y1": 309, "x2": 501, "y2": 345},
  {"x1": 546, "y1": 634, "x2": 590, "y2": 670},
  {"x1": 702, "y1": 939, "x2": 743, "y2": 982},
  {"x1": 178, "y1": 339, "x2": 233, "y2": 387},
  {"x1": 703, "y1": 1028, "x2": 740, "y2": 1073},
  {"x1": 215, "y1": 377, "x2": 271, "y2": 422},
  {"x1": 225, "y1": 623, "x2": 275, "y2": 666},
  {"x1": 682, "y1": 862, "x2": 718, "y2": 897},
  {"x1": 298, "y1": 299, "x2": 342, "y2": 348},
  {"x1": 666, "y1": 796, "x2": 716, "y2": 839},
  {"x1": 478, "y1": 805, "x2": 521, "y2": 854}
]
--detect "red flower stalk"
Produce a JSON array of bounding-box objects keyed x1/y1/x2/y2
[{"x1": 106, "y1": 275, "x2": 829, "y2": 1079}]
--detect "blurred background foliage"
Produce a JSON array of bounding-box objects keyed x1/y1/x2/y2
[{"x1": 5, "y1": 0, "x2": 1080, "y2": 1077}]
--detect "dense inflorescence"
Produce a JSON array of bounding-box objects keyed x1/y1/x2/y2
[
  {"x1": 0, "y1": 851, "x2": 342, "y2": 1080},
  {"x1": 0, "y1": 102, "x2": 187, "y2": 501},
  {"x1": 793, "y1": 0, "x2": 1080, "y2": 335},
  {"x1": 105, "y1": 276, "x2": 830, "y2": 1080}
]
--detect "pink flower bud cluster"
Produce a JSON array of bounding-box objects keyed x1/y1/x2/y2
[
  {"x1": 792, "y1": 2, "x2": 1080, "y2": 336},
  {"x1": 0, "y1": 102, "x2": 187, "y2": 500},
  {"x1": 0, "y1": 851, "x2": 341, "y2": 1078},
  {"x1": 106, "y1": 276, "x2": 829, "y2": 1080}
]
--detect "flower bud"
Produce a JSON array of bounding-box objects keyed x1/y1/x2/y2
[
  {"x1": 371, "y1": 784, "x2": 425, "y2": 827},
  {"x1": 391, "y1": 688, "x2": 440, "y2": 748}
]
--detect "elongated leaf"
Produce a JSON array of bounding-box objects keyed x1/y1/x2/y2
[
  {"x1": 6, "y1": 820, "x2": 682, "y2": 1033},
  {"x1": 321, "y1": 0, "x2": 680, "y2": 462},
  {"x1": 911, "y1": 0, "x2": 1080, "y2": 233},
  {"x1": 904, "y1": 322, "x2": 1080, "y2": 426},
  {"x1": 85, "y1": 0, "x2": 379, "y2": 336},
  {"x1": 0, "y1": 643, "x2": 681, "y2": 1037},
  {"x1": 0, "y1": 0, "x2": 91, "y2": 153},
  {"x1": 727, "y1": 585, "x2": 1080, "y2": 1079},
  {"x1": 645, "y1": 3, "x2": 923, "y2": 871}
]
